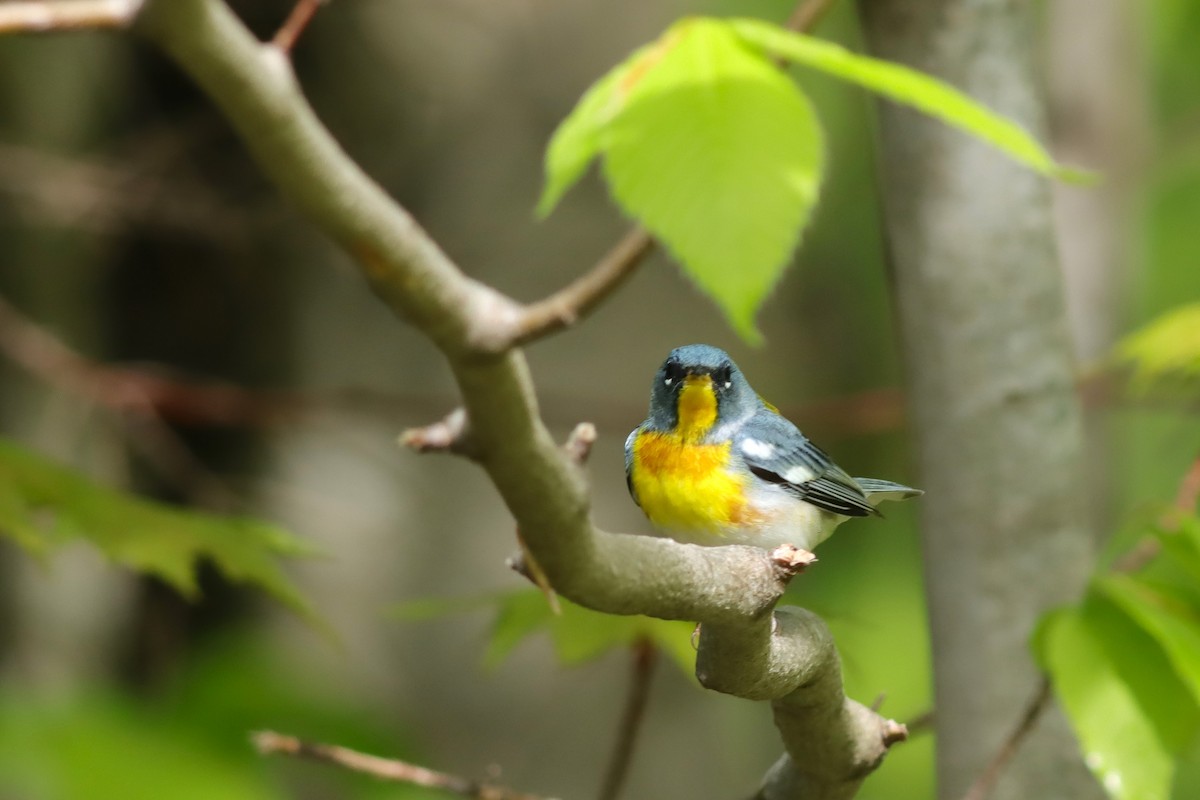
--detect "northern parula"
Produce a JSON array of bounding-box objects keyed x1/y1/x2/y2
[{"x1": 625, "y1": 344, "x2": 921, "y2": 552}]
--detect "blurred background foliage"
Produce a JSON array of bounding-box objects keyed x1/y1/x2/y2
[{"x1": 0, "y1": 0, "x2": 1196, "y2": 799}]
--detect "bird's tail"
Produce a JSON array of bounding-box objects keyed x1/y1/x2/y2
[{"x1": 855, "y1": 478, "x2": 923, "y2": 507}]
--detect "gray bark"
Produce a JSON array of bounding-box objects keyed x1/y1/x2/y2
[{"x1": 856, "y1": 2, "x2": 1103, "y2": 798}]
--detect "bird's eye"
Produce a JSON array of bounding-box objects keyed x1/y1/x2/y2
[
  {"x1": 714, "y1": 364, "x2": 733, "y2": 390},
  {"x1": 663, "y1": 358, "x2": 685, "y2": 387}
]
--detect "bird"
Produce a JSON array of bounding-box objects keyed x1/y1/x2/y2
[{"x1": 624, "y1": 344, "x2": 921, "y2": 552}]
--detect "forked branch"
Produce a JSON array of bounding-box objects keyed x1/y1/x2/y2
[{"x1": 0, "y1": 0, "x2": 907, "y2": 796}]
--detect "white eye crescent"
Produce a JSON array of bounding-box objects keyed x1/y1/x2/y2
[
  {"x1": 724, "y1": 381, "x2": 732, "y2": 389},
  {"x1": 664, "y1": 378, "x2": 673, "y2": 386}
]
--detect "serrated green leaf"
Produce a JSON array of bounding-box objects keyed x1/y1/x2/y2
[
  {"x1": 728, "y1": 18, "x2": 1091, "y2": 183},
  {"x1": 398, "y1": 588, "x2": 696, "y2": 676},
  {"x1": 484, "y1": 589, "x2": 695, "y2": 675},
  {"x1": 483, "y1": 589, "x2": 556, "y2": 667},
  {"x1": 1099, "y1": 575, "x2": 1200, "y2": 707},
  {"x1": 1113, "y1": 303, "x2": 1200, "y2": 394},
  {"x1": 602, "y1": 18, "x2": 824, "y2": 342},
  {"x1": 0, "y1": 438, "x2": 317, "y2": 624},
  {"x1": 1040, "y1": 604, "x2": 1182, "y2": 800}
]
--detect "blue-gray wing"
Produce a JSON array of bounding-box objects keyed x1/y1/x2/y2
[{"x1": 735, "y1": 412, "x2": 877, "y2": 518}]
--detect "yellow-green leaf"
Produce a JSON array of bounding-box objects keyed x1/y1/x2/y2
[
  {"x1": 539, "y1": 18, "x2": 825, "y2": 343},
  {"x1": 1099, "y1": 575, "x2": 1200, "y2": 707},
  {"x1": 728, "y1": 18, "x2": 1091, "y2": 183},
  {"x1": 1114, "y1": 302, "x2": 1200, "y2": 394},
  {"x1": 1038, "y1": 604, "x2": 1183, "y2": 800}
]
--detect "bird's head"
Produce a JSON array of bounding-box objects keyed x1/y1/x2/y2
[{"x1": 646, "y1": 344, "x2": 756, "y2": 440}]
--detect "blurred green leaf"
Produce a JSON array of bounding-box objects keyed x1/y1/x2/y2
[
  {"x1": 0, "y1": 634, "x2": 437, "y2": 800},
  {"x1": 1099, "y1": 575, "x2": 1200, "y2": 707},
  {"x1": 0, "y1": 692, "x2": 281, "y2": 800},
  {"x1": 728, "y1": 19, "x2": 1091, "y2": 184},
  {"x1": 0, "y1": 438, "x2": 316, "y2": 622},
  {"x1": 1156, "y1": 515, "x2": 1200, "y2": 585},
  {"x1": 1038, "y1": 601, "x2": 1189, "y2": 800},
  {"x1": 1114, "y1": 303, "x2": 1200, "y2": 394},
  {"x1": 540, "y1": 17, "x2": 825, "y2": 343},
  {"x1": 396, "y1": 589, "x2": 696, "y2": 676},
  {"x1": 486, "y1": 590, "x2": 696, "y2": 675}
]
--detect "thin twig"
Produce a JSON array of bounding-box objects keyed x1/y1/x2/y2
[
  {"x1": 117, "y1": 408, "x2": 243, "y2": 511},
  {"x1": 1172, "y1": 450, "x2": 1200, "y2": 515},
  {"x1": 784, "y1": 0, "x2": 838, "y2": 33},
  {"x1": 596, "y1": 639, "x2": 659, "y2": 800},
  {"x1": 509, "y1": 227, "x2": 655, "y2": 347},
  {"x1": 398, "y1": 407, "x2": 476, "y2": 458},
  {"x1": 0, "y1": 292, "x2": 293, "y2": 427},
  {"x1": 271, "y1": 0, "x2": 326, "y2": 54},
  {"x1": 1111, "y1": 449, "x2": 1200, "y2": 573},
  {"x1": 959, "y1": 677, "x2": 1052, "y2": 800},
  {"x1": 903, "y1": 708, "x2": 935, "y2": 737},
  {"x1": 562, "y1": 421, "x2": 598, "y2": 465},
  {"x1": 0, "y1": 290, "x2": 913, "y2": 440},
  {"x1": 0, "y1": 0, "x2": 141, "y2": 33},
  {"x1": 253, "y1": 731, "x2": 557, "y2": 800}
]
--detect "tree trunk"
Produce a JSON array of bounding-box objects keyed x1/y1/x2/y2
[{"x1": 856, "y1": 2, "x2": 1104, "y2": 798}]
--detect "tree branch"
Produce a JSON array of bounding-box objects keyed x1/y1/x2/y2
[
  {"x1": 960, "y1": 678, "x2": 1052, "y2": 800},
  {"x1": 508, "y1": 227, "x2": 655, "y2": 347},
  {"x1": 253, "y1": 731, "x2": 556, "y2": 800},
  {"x1": 504, "y1": 0, "x2": 840, "y2": 349},
  {"x1": 0, "y1": 292, "x2": 292, "y2": 426},
  {"x1": 0, "y1": 0, "x2": 141, "y2": 33},
  {"x1": 110, "y1": 0, "x2": 904, "y2": 796}
]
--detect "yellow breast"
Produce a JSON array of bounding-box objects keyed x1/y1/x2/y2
[{"x1": 630, "y1": 430, "x2": 754, "y2": 533}]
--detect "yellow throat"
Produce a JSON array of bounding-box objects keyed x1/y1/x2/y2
[
  {"x1": 676, "y1": 374, "x2": 717, "y2": 441},
  {"x1": 631, "y1": 373, "x2": 748, "y2": 534}
]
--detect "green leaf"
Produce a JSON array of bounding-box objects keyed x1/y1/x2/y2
[
  {"x1": 0, "y1": 692, "x2": 283, "y2": 800},
  {"x1": 728, "y1": 18, "x2": 1091, "y2": 183},
  {"x1": 1098, "y1": 575, "x2": 1200, "y2": 707},
  {"x1": 486, "y1": 590, "x2": 697, "y2": 674},
  {"x1": 397, "y1": 589, "x2": 696, "y2": 676},
  {"x1": 538, "y1": 17, "x2": 825, "y2": 343},
  {"x1": 1039, "y1": 603, "x2": 1186, "y2": 800},
  {"x1": 0, "y1": 438, "x2": 316, "y2": 622},
  {"x1": 1113, "y1": 303, "x2": 1200, "y2": 394},
  {"x1": 1145, "y1": 518, "x2": 1200, "y2": 599},
  {"x1": 604, "y1": 19, "x2": 823, "y2": 343}
]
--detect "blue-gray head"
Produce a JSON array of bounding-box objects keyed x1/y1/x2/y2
[{"x1": 644, "y1": 344, "x2": 757, "y2": 438}]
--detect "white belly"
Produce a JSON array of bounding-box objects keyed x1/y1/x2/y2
[{"x1": 655, "y1": 484, "x2": 844, "y2": 552}]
